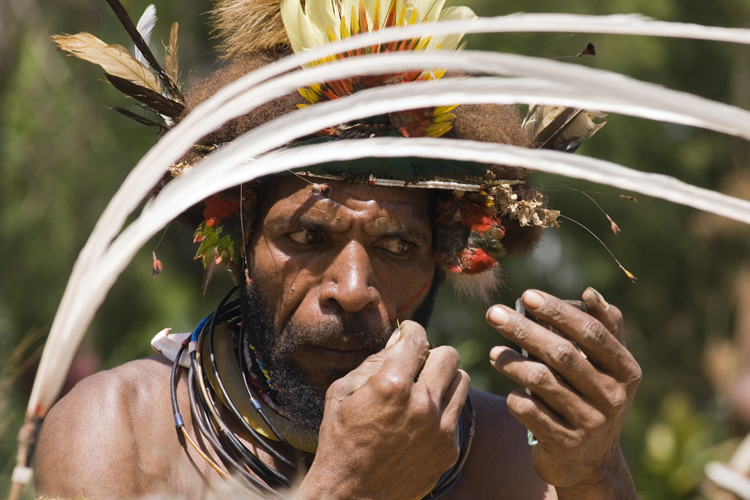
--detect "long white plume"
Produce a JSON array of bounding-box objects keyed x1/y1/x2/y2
[
  {"x1": 26, "y1": 13, "x2": 750, "y2": 417},
  {"x1": 134, "y1": 4, "x2": 157, "y2": 67}
]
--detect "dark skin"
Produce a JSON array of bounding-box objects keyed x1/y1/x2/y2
[{"x1": 35, "y1": 178, "x2": 640, "y2": 499}]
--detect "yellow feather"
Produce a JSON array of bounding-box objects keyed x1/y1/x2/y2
[
  {"x1": 406, "y1": 7, "x2": 418, "y2": 26},
  {"x1": 428, "y1": 6, "x2": 477, "y2": 50},
  {"x1": 326, "y1": 25, "x2": 338, "y2": 42},
  {"x1": 415, "y1": 36, "x2": 431, "y2": 50},
  {"x1": 280, "y1": 0, "x2": 320, "y2": 52},
  {"x1": 425, "y1": 122, "x2": 452, "y2": 137},
  {"x1": 350, "y1": 5, "x2": 360, "y2": 35},
  {"x1": 419, "y1": 0, "x2": 446, "y2": 23},
  {"x1": 307, "y1": 0, "x2": 339, "y2": 41},
  {"x1": 434, "y1": 104, "x2": 458, "y2": 114},
  {"x1": 435, "y1": 68, "x2": 446, "y2": 79},
  {"x1": 396, "y1": 1, "x2": 406, "y2": 26},
  {"x1": 340, "y1": 15, "x2": 350, "y2": 39},
  {"x1": 431, "y1": 112, "x2": 456, "y2": 124},
  {"x1": 51, "y1": 33, "x2": 160, "y2": 93},
  {"x1": 298, "y1": 87, "x2": 321, "y2": 103}
]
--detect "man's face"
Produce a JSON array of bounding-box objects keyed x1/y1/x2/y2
[{"x1": 249, "y1": 177, "x2": 436, "y2": 393}]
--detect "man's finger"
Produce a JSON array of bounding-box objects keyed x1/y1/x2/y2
[
  {"x1": 417, "y1": 345, "x2": 461, "y2": 402},
  {"x1": 329, "y1": 349, "x2": 391, "y2": 398},
  {"x1": 581, "y1": 287, "x2": 625, "y2": 346},
  {"x1": 385, "y1": 326, "x2": 401, "y2": 349},
  {"x1": 486, "y1": 305, "x2": 606, "y2": 394},
  {"x1": 439, "y1": 370, "x2": 471, "y2": 431},
  {"x1": 379, "y1": 320, "x2": 431, "y2": 382},
  {"x1": 490, "y1": 347, "x2": 589, "y2": 426},
  {"x1": 505, "y1": 389, "x2": 572, "y2": 445},
  {"x1": 512, "y1": 290, "x2": 634, "y2": 376}
]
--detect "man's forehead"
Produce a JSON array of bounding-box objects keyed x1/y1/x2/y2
[{"x1": 261, "y1": 177, "x2": 432, "y2": 219}]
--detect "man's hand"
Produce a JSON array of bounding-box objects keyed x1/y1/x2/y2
[
  {"x1": 486, "y1": 287, "x2": 641, "y2": 499},
  {"x1": 296, "y1": 321, "x2": 471, "y2": 500}
]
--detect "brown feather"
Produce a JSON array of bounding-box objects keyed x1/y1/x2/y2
[
  {"x1": 210, "y1": 0, "x2": 290, "y2": 59},
  {"x1": 106, "y1": 74, "x2": 185, "y2": 118},
  {"x1": 51, "y1": 33, "x2": 161, "y2": 93},
  {"x1": 104, "y1": 0, "x2": 185, "y2": 103},
  {"x1": 166, "y1": 22, "x2": 181, "y2": 88}
]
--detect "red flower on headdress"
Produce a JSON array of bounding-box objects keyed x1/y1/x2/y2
[
  {"x1": 448, "y1": 248, "x2": 497, "y2": 275},
  {"x1": 461, "y1": 203, "x2": 504, "y2": 236},
  {"x1": 203, "y1": 194, "x2": 240, "y2": 228}
]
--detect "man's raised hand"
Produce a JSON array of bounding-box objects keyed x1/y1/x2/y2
[
  {"x1": 486, "y1": 288, "x2": 641, "y2": 499},
  {"x1": 297, "y1": 321, "x2": 471, "y2": 500}
]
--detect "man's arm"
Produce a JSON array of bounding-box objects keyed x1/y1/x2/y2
[{"x1": 486, "y1": 287, "x2": 641, "y2": 499}]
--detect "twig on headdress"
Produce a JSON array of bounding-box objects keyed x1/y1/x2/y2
[
  {"x1": 545, "y1": 184, "x2": 642, "y2": 205},
  {"x1": 559, "y1": 215, "x2": 637, "y2": 283},
  {"x1": 620, "y1": 195, "x2": 640, "y2": 204},
  {"x1": 553, "y1": 186, "x2": 621, "y2": 235}
]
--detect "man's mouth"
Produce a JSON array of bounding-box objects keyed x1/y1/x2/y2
[
  {"x1": 298, "y1": 345, "x2": 378, "y2": 371},
  {"x1": 303, "y1": 346, "x2": 377, "y2": 368}
]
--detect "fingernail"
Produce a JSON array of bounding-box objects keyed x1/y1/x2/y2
[
  {"x1": 523, "y1": 290, "x2": 545, "y2": 309},
  {"x1": 589, "y1": 287, "x2": 609, "y2": 310},
  {"x1": 488, "y1": 306, "x2": 509, "y2": 325},
  {"x1": 490, "y1": 346, "x2": 503, "y2": 361}
]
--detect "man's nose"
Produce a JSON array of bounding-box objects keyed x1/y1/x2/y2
[{"x1": 319, "y1": 240, "x2": 381, "y2": 312}]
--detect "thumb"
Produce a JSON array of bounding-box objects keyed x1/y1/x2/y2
[
  {"x1": 385, "y1": 326, "x2": 402, "y2": 349},
  {"x1": 328, "y1": 327, "x2": 401, "y2": 398}
]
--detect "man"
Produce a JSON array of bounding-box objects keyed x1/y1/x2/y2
[
  {"x1": 35, "y1": 177, "x2": 640, "y2": 499},
  {"x1": 34, "y1": 0, "x2": 641, "y2": 498}
]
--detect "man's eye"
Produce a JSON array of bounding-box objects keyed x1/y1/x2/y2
[
  {"x1": 288, "y1": 229, "x2": 323, "y2": 245},
  {"x1": 380, "y1": 238, "x2": 414, "y2": 255}
]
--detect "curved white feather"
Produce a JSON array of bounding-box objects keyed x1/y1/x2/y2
[{"x1": 26, "y1": 13, "x2": 750, "y2": 416}]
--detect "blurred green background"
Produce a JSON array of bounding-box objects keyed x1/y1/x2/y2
[{"x1": 2, "y1": 0, "x2": 750, "y2": 498}]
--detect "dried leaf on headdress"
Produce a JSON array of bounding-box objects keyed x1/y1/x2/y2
[
  {"x1": 165, "y1": 22, "x2": 180, "y2": 87},
  {"x1": 211, "y1": 0, "x2": 289, "y2": 58},
  {"x1": 606, "y1": 214, "x2": 621, "y2": 234},
  {"x1": 152, "y1": 251, "x2": 163, "y2": 277},
  {"x1": 51, "y1": 33, "x2": 160, "y2": 93},
  {"x1": 135, "y1": 5, "x2": 157, "y2": 67}
]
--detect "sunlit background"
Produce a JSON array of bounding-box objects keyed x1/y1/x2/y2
[{"x1": 2, "y1": 0, "x2": 750, "y2": 498}]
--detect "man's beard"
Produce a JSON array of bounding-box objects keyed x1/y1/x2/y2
[{"x1": 241, "y1": 273, "x2": 442, "y2": 434}]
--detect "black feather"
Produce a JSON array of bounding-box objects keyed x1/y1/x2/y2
[
  {"x1": 106, "y1": 74, "x2": 185, "y2": 118},
  {"x1": 107, "y1": 106, "x2": 168, "y2": 132},
  {"x1": 104, "y1": 0, "x2": 185, "y2": 104}
]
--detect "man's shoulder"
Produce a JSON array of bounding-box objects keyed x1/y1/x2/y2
[
  {"x1": 42, "y1": 356, "x2": 172, "y2": 426},
  {"x1": 450, "y1": 388, "x2": 553, "y2": 499},
  {"x1": 34, "y1": 357, "x2": 177, "y2": 498}
]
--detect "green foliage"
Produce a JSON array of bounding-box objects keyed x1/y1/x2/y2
[{"x1": 194, "y1": 222, "x2": 239, "y2": 268}]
